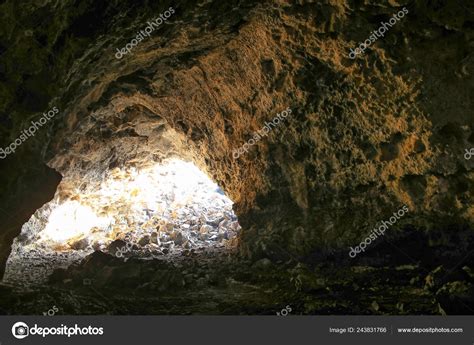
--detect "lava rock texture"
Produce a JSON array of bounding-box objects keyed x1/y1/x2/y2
[{"x1": 0, "y1": 0, "x2": 473, "y2": 314}]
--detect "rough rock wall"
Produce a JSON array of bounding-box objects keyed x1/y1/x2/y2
[
  {"x1": 0, "y1": 158, "x2": 60, "y2": 278},
  {"x1": 0, "y1": 0, "x2": 473, "y2": 276}
]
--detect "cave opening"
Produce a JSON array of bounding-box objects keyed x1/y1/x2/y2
[{"x1": 3, "y1": 158, "x2": 241, "y2": 286}]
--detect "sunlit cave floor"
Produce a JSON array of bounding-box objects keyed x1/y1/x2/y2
[{"x1": 1, "y1": 230, "x2": 474, "y2": 315}]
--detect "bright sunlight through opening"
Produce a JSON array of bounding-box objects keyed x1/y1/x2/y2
[{"x1": 4, "y1": 158, "x2": 241, "y2": 285}]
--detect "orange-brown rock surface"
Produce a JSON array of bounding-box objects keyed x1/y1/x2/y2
[{"x1": 0, "y1": 0, "x2": 473, "y2": 278}]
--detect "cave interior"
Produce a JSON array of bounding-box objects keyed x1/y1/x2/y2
[{"x1": 0, "y1": 0, "x2": 473, "y2": 315}]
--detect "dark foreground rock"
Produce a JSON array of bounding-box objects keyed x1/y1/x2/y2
[{"x1": 1, "y1": 236, "x2": 473, "y2": 315}]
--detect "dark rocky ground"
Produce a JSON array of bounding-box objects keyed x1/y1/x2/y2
[{"x1": 1, "y1": 227, "x2": 473, "y2": 315}]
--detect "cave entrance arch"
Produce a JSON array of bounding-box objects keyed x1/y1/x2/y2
[{"x1": 3, "y1": 158, "x2": 241, "y2": 286}]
